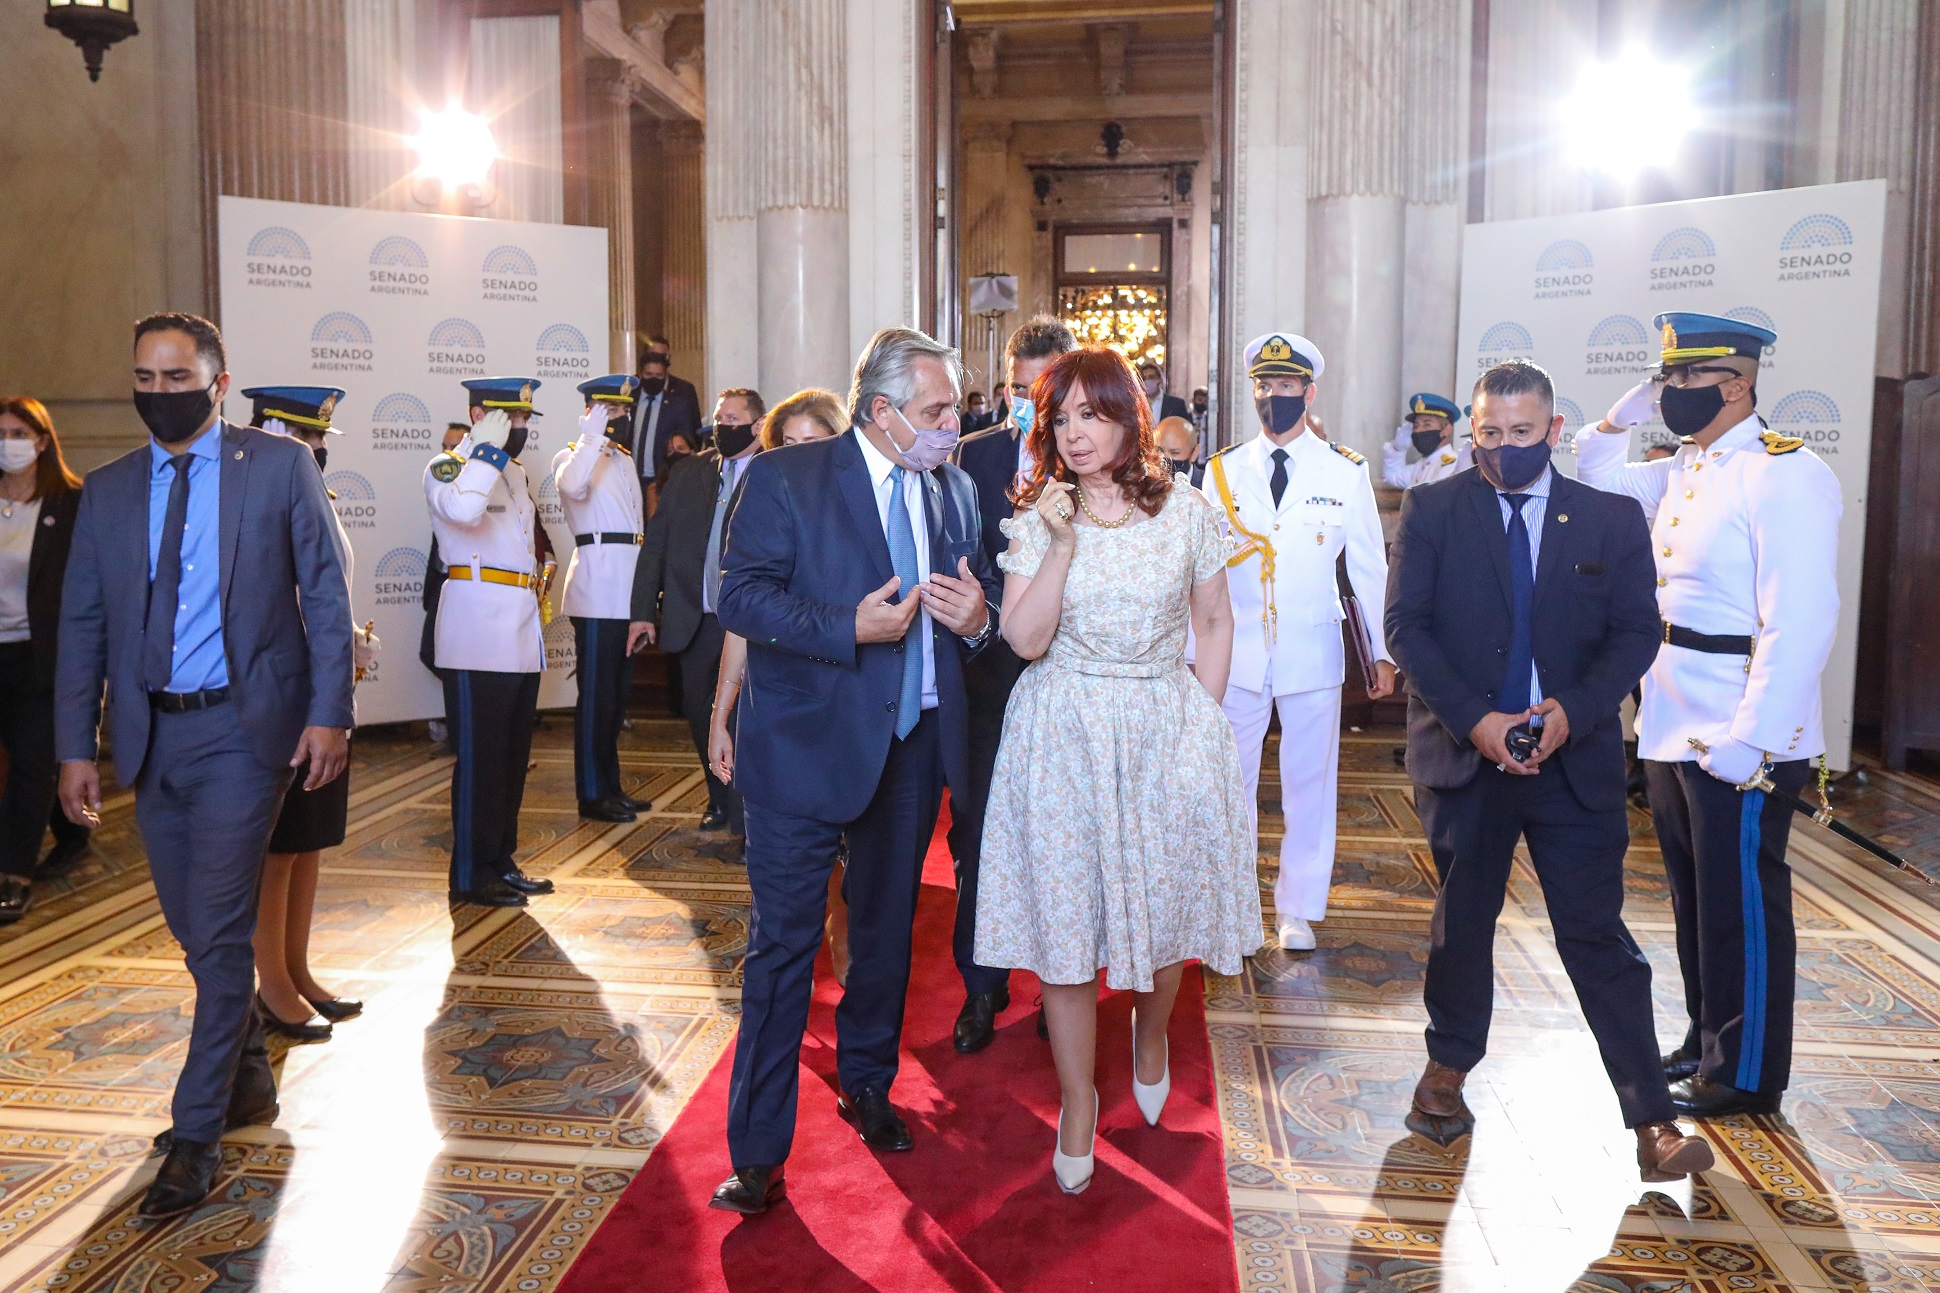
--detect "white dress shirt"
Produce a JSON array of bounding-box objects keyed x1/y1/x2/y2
[
  {"x1": 854, "y1": 429, "x2": 937, "y2": 709},
  {"x1": 1495, "y1": 467, "x2": 1551, "y2": 710}
]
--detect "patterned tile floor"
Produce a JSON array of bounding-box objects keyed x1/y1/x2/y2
[{"x1": 0, "y1": 717, "x2": 1935, "y2": 1292}]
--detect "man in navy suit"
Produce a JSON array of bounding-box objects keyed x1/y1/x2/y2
[
  {"x1": 946, "y1": 315, "x2": 1074, "y2": 1051},
  {"x1": 56, "y1": 313, "x2": 354, "y2": 1217},
  {"x1": 1384, "y1": 360, "x2": 1712, "y2": 1183},
  {"x1": 709, "y1": 328, "x2": 1000, "y2": 1213}
]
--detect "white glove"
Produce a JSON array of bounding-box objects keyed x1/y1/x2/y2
[
  {"x1": 261, "y1": 417, "x2": 291, "y2": 439},
  {"x1": 471, "y1": 409, "x2": 512, "y2": 451},
  {"x1": 1699, "y1": 737, "x2": 1767, "y2": 788},
  {"x1": 353, "y1": 622, "x2": 381, "y2": 673},
  {"x1": 1391, "y1": 421, "x2": 1412, "y2": 447},
  {"x1": 1603, "y1": 379, "x2": 1659, "y2": 431},
  {"x1": 578, "y1": 405, "x2": 609, "y2": 445}
]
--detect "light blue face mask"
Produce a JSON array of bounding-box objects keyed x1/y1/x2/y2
[{"x1": 1011, "y1": 396, "x2": 1034, "y2": 437}]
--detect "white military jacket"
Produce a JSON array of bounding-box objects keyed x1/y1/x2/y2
[
  {"x1": 1207, "y1": 430, "x2": 1392, "y2": 696},
  {"x1": 1382, "y1": 438, "x2": 1473, "y2": 490},
  {"x1": 550, "y1": 428, "x2": 644, "y2": 621},
  {"x1": 423, "y1": 436, "x2": 545, "y2": 673},
  {"x1": 1574, "y1": 413, "x2": 1841, "y2": 762}
]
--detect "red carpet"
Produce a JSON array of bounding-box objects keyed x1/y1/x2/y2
[{"x1": 559, "y1": 799, "x2": 1241, "y2": 1292}]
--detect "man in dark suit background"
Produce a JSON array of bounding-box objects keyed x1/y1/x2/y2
[
  {"x1": 629, "y1": 337, "x2": 706, "y2": 505},
  {"x1": 56, "y1": 313, "x2": 353, "y2": 1216},
  {"x1": 947, "y1": 314, "x2": 1075, "y2": 1052},
  {"x1": 1384, "y1": 359, "x2": 1712, "y2": 1183},
  {"x1": 707, "y1": 327, "x2": 999, "y2": 1214},
  {"x1": 630, "y1": 387, "x2": 765, "y2": 838},
  {"x1": 1138, "y1": 358, "x2": 1189, "y2": 425}
]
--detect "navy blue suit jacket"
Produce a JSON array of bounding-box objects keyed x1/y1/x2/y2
[
  {"x1": 953, "y1": 422, "x2": 1021, "y2": 567},
  {"x1": 55, "y1": 421, "x2": 355, "y2": 783},
  {"x1": 1383, "y1": 467, "x2": 1659, "y2": 810},
  {"x1": 716, "y1": 432, "x2": 1000, "y2": 823}
]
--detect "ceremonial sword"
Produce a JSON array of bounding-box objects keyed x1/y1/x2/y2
[{"x1": 1687, "y1": 739, "x2": 1934, "y2": 887}]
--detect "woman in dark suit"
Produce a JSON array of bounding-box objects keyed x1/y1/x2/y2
[{"x1": 0, "y1": 397, "x2": 90, "y2": 922}]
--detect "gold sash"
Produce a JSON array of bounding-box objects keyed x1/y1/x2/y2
[{"x1": 1209, "y1": 452, "x2": 1277, "y2": 641}]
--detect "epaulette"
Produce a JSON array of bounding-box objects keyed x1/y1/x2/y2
[
  {"x1": 1678, "y1": 436, "x2": 1697, "y2": 445},
  {"x1": 1209, "y1": 442, "x2": 1241, "y2": 460},
  {"x1": 1760, "y1": 430, "x2": 1803, "y2": 455},
  {"x1": 430, "y1": 453, "x2": 463, "y2": 483},
  {"x1": 327, "y1": 489, "x2": 338, "y2": 501},
  {"x1": 614, "y1": 442, "x2": 632, "y2": 457},
  {"x1": 1439, "y1": 451, "x2": 1456, "y2": 465},
  {"x1": 1330, "y1": 442, "x2": 1366, "y2": 465}
]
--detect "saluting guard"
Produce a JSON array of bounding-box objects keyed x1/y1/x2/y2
[
  {"x1": 425, "y1": 377, "x2": 556, "y2": 908},
  {"x1": 1210, "y1": 334, "x2": 1395, "y2": 952},
  {"x1": 552, "y1": 375, "x2": 652, "y2": 824},
  {"x1": 1383, "y1": 393, "x2": 1471, "y2": 489},
  {"x1": 1575, "y1": 312, "x2": 1842, "y2": 1118}
]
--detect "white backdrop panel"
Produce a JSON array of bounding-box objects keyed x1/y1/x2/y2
[
  {"x1": 218, "y1": 195, "x2": 609, "y2": 725},
  {"x1": 1458, "y1": 180, "x2": 1887, "y2": 769}
]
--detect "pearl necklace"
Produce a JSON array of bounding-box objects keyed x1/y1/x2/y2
[{"x1": 1076, "y1": 487, "x2": 1132, "y2": 529}]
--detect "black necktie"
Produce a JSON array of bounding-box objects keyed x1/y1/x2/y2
[
  {"x1": 144, "y1": 454, "x2": 193, "y2": 692},
  {"x1": 1269, "y1": 447, "x2": 1289, "y2": 508},
  {"x1": 1497, "y1": 492, "x2": 1535, "y2": 713}
]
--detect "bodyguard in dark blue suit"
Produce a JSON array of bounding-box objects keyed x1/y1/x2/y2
[
  {"x1": 1384, "y1": 361, "x2": 1712, "y2": 1182},
  {"x1": 56, "y1": 315, "x2": 354, "y2": 1217},
  {"x1": 708, "y1": 329, "x2": 1000, "y2": 1214}
]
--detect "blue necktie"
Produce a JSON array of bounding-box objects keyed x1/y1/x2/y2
[
  {"x1": 886, "y1": 467, "x2": 923, "y2": 739},
  {"x1": 1497, "y1": 492, "x2": 1534, "y2": 714}
]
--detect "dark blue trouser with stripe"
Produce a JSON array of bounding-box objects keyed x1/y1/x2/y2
[
  {"x1": 1646, "y1": 757, "x2": 1811, "y2": 1095},
  {"x1": 571, "y1": 617, "x2": 632, "y2": 803},
  {"x1": 443, "y1": 669, "x2": 540, "y2": 893}
]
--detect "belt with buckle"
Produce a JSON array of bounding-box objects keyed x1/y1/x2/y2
[
  {"x1": 446, "y1": 565, "x2": 535, "y2": 588},
  {"x1": 151, "y1": 686, "x2": 231, "y2": 713},
  {"x1": 1661, "y1": 621, "x2": 1754, "y2": 655},
  {"x1": 573, "y1": 532, "x2": 644, "y2": 547}
]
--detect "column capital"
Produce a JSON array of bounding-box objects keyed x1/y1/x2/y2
[
  {"x1": 660, "y1": 118, "x2": 705, "y2": 157},
  {"x1": 588, "y1": 57, "x2": 644, "y2": 107}
]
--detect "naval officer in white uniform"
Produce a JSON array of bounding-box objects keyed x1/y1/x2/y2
[
  {"x1": 1575, "y1": 311, "x2": 1842, "y2": 1119},
  {"x1": 425, "y1": 377, "x2": 556, "y2": 908},
  {"x1": 552, "y1": 374, "x2": 653, "y2": 825},
  {"x1": 1208, "y1": 334, "x2": 1395, "y2": 951},
  {"x1": 1383, "y1": 392, "x2": 1472, "y2": 490}
]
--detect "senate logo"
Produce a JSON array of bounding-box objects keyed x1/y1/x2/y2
[
  {"x1": 1777, "y1": 213, "x2": 1855, "y2": 282},
  {"x1": 544, "y1": 615, "x2": 578, "y2": 671},
  {"x1": 324, "y1": 470, "x2": 379, "y2": 531},
  {"x1": 1533, "y1": 239, "x2": 1594, "y2": 299},
  {"x1": 1583, "y1": 314, "x2": 1651, "y2": 377},
  {"x1": 368, "y1": 392, "x2": 436, "y2": 454},
  {"x1": 245, "y1": 226, "x2": 314, "y2": 290},
  {"x1": 1767, "y1": 390, "x2": 1842, "y2": 455},
  {"x1": 482, "y1": 244, "x2": 540, "y2": 302},
  {"x1": 310, "y1": 312, "x2": 374, "y2": 372},
  {"x1": 535, "y1": 322, "x2": 591, "y2": 379},
  {"x1": 1649, "y1": 226, "x2": 1716, "y2": 292},
  {"x1": 1473, "y1": 320, "x2": 1535, "y2": 373},
  {"x1": 368, "y1": 235, "x2": 431, "y2": 296},
  {"x1": 427, "y1": 317, "x2": 488, "y2": 376},
  {"x1": 373, "y1": 546, "x2": 427, "y2": 607}
]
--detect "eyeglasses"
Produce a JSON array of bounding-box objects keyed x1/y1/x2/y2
[{"x1": 1657, "y1": 364, "x2": 1742, "y2": 388}]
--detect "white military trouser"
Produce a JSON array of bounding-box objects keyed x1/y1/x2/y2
[{"x1": 1223, "y1": 680, "x2": 1341, "y2": 925}]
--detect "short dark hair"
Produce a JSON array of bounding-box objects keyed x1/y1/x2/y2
[
  {"x1": 1004, "y1": 315, "x2": 1078, "y2": 367},
  {"x1": 1472, "y1": 360, "x2": 1554, "y2": 410},
  {"x1": 446, "y1": 421, "x2": 470, "y2": 433},
  {"x1": 718, "y1": 386, "x2": 766, "y2": 418},
  {"x1": 966, "y1": 389, "x2": 986, "y2": 403},
  {"x1": 134, "y1": 312, "x2": 226, "y2": 377},
  {"x1": 638, "y1": 348, "x2": 669, "y2": 371}
]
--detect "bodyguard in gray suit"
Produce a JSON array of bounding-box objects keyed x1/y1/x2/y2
[{"x1": 56, "y1": 314, "x2": 354, "y2": 1218}]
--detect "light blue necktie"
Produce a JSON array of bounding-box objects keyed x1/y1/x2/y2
[{"x1": 886, "y1": 467, "x2": 923, "y2": 739}]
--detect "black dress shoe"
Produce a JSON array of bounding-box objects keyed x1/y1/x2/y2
[
  {"x1": 578, "y1": 797, "x2": 637, "y2": 823},
  {"x1": 36, "y1": 835, "x2": 92, "y2": 877},
  {"x1": 618, "y1": 794, "x2": 654, "y2": 813},
  {"x1": 699, "y1": 807, "x2": 730, "y2": 831},
  {"x1": 1670, "y1": 1075, "x2": 1782, "y2": 1118},
  {"x1": 449, "y1": 878, "x2": 529, "y2": 908},
  {"x1": 139, "y1": 1139, "x2": 223, "y2": 1218},
  {"x1": 0, "y1": 876, "x2": 31, "y2": 925},
  {"x1": 953, "y1": 987, "x2": 1010, "y2": 1054},
  {"x1": 305, "y1": 995, "x2": 363, "y2": 1023},
  {"x1": 709, "y1": 1164, "x2": 785, "y2": 1214},
  {"x1": 1661, "y1": 1042, "x2": 1701, "y2": 1082},
  {"x1": 499, "y1": 866, "x2": 554, "y2": 895},
  {"x1": 256, "y1": 993, "x2": 332, "y2": 1043},
  {"x1": 836, "y1": 1087, "x2": 913, "y2": 1152}
]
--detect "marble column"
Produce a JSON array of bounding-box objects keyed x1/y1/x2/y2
[
  {"x1": 959, "y1": 122, "x2": 1013, "y2": 395},
  {"x1": 1835, "y1": 0, "x2": 1920, "y2": 376},
  {"x1": 1400, "y1": 0, "x2": 1468, "y2": 407},
  {"x1": 756, "y1": 0, "x2": 850, "y2": 401},
  {"x1": 704, "y1": 0, "x2": 759, "y2": 398},
  {"x1": 1912, "y1": 3, "x2": 1940, "y2": 375},
  {"x1": 660, "y1": 120, "x2": 709, "y2": 395},
  {"x1": 587, "y1": 60, "x2": 638, "y2": 372},
  {"x1": 1304, "y1": 0, "x2": 1406, "y2": 459},
  {"x1": 845, "y1": 0, "x2": 925, "y2": 364}
]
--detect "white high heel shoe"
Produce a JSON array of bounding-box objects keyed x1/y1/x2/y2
[
  {"x1": 1131, "y1": 1012, "x2": 1171, "y2": 1126},
  {"x1": 1053, "y1": 1090, "x2": 1097, "y2": 1194}
]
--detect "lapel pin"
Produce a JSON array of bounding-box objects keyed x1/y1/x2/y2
[
  {"x1": 1556, "y1": 513, "x2": 1569, "y2": 523},
  {"x1": 234, "y1": 450, "x2": 244, "y2": 460}
]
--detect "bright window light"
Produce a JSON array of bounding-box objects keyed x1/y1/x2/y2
[
  {"x1": 410, "y1": 105, "x2": 497, "y2": 190},
  {"x1": 1559, "y1": 49, "x2": 1696, "y2": 179}
]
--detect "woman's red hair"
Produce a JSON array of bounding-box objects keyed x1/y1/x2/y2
[{"x1": 1011, "y1": 348, "x2": 1172, "y2": 518}]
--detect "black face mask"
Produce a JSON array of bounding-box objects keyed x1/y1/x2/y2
[
  {"x1": 1659, "y1": 382, "x2": 1729, "y2": 437},
  {"x1": 1473, "y1": 440, "x2": 1553, "y2": 492},
  {"x1": 311, "y1": 444, "x2": 329, "y2": 473},
  {"x1": 1411, "y1": 428, "x2": 1445, "y2": 457},
  {"x1": 1256, "y1": 393, "x2": 1307, "y2": 437},
  {"x1": 604, "y1": 410, "x2": 630, "y2": 442},
  {"x1": 133, "y1": 382, "x2": 218, "y2": 444},
  {"x1": 1166, "y1": 456, "x2": 1195, "y2": 477},
  {"x1": 1191, "y1": 400, "x2": 1207, "y2": 414},
  {"x1": 504, "y1": 424, "x2": 530, "y2": 460},
  {"x1": 714, "y1": 421, "x2": 757, "y2": 458},
  {"x1": 640, "y1": 376, "x2": 667, "y2": 398}
]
